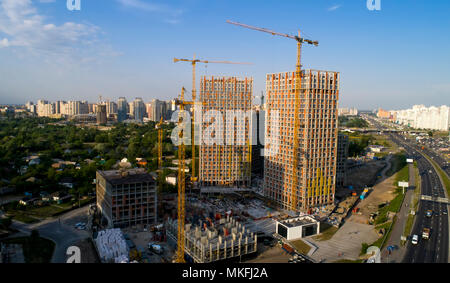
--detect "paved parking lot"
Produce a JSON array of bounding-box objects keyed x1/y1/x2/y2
[{"x1": 307, "y1": 221, "x2": 379, "y2": 262}]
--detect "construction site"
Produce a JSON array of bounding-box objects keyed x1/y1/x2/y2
[{"x1": 166, "y1": 215, "x2": 257, "y2": 263}]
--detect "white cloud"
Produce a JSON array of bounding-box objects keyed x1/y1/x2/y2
[
  {"x1": 0, "y1": 37, "x2": 9, "y2": 47},
  {"x1": 116, "y1": 0, "x2": 183, "y2": 24},
  {"x1": 0, "y1": 0, "x2": 114, "y2": 61},
  {"x1": 328, "y1": 4, "x2": 341, "y2": 11}
]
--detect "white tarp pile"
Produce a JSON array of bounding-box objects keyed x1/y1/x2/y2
[{"x1": 95, "y1": 228, "x2": 129, "y2": 263}]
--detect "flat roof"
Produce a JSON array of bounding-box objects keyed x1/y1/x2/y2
[
  {"x1": 279, "y1": 216, "x2": 318, "y2": 228},
  {"x1": 98, "y1": 169, "x2": 155, "y2": 185}
]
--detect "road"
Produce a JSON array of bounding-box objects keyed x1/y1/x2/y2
[
  {"x1": 363, "y1": 115, "x2": 449, "y2": 263},
  {"x1": 420, "y1": 146, "x2": 450, "y2": 178},
  {"x1": 10, "y1": 206, "x2": 90, "y2": 263},
  {"x1": 389, "y1": 134, "x2": 449, "y2": 263}
]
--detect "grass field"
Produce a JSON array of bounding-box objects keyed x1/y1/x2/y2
[
  {"x1": 386, "y1": 153, "x2": 407, "y2": 178},
  {"x1": 375, "y1": 163, "x2": 409, "y2": 225},
  {"x1": 312, "y1": 222, "x2": 338, "y2": 241},
  {"x1": 6, "y1": 197, "x2": 94, "y2": 223},
  {"x1": 10, "y1": 213, "x2": 40, "y2": 224},
  {"x1": 290, "y1": 239, "x2": 311, "y2": 255}
]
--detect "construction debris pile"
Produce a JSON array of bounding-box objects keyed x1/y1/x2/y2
[
  {"x1": 95, "y1": 229, "x2": 129, "y2": 263},
  {"x1": 166, "y1": 215, "x2": 257, "y2": 263}
]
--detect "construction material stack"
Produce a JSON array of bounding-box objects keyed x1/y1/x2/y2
[{"x1": 95, "y1": 229, "x2": 129, "y2": 263}]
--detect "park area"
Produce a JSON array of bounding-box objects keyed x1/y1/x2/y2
[
  {"x1": 3, "y1": 197, "x2": 94, "y2": 224},
  {"x1": 1, "y1": 230, "x2": 55, "y2": 263}
]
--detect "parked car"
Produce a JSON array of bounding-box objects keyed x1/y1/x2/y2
[
  {"x1": 411, "y1": 234, "x2": 419, "y2": 245},
  {"x1": 148, "y1": 243, "x2": 163, "y2": 255}
]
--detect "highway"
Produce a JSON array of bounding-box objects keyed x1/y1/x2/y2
[
  {"x1": 363, "y1": 115, "x2": 449, "y2": 262},
  {"x1": 389, "y1": 134, "x2": 449, "y2": 263},
  {"x1": 420, "y1": 145, "x2": 450, "y2": 178}
]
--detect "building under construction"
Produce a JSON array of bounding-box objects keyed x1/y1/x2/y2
[
  {"x1": 96, "y1": 169, "x2": 157, "y2": 228},
  {"x1": 166, "y1": 215, "x2": 257, "y2": 263},
  {"x1": 264, "y1": 69, "x2": 340, "y2": 212},
  {"x1": 336, "y1": 133, "x2": 349, "y2": 188},
  {"x1": 199, "y1": 76, "x2": 253, "y2": 188}
]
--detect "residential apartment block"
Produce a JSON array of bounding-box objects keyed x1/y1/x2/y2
[
  {"x1": 96, "y1": 169, "x2": 157, "y2": 228},
  {"x1": 336, "y1": 134, "x2": 349, "y2": 188},
  {"x1": 264, "y1": 69, "x2": 340, "y2": 212},
  {"x1": 393, "y1": 105, "x2": 450, "y2": 131},
  {"x1": 199, "y1": 76, "x2": 253, "y2": 188}
]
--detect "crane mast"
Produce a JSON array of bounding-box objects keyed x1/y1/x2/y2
[{"x1": 176, "y1": 87, "x2": 186, "y2": 263}]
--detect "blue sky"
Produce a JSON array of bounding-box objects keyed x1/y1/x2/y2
[{"x1": 0, "y1": 0, "x2": 449, "y2": 109}]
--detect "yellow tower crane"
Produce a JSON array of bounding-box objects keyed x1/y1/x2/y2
[
  {"x1": 227, "y1": 20, "x2": 318, "y2": 211},
  {"x1": 175, "y1": 87, "x2": 187, "y2": 263},
  {"x1": 173, "y1": 56, "x2": 252, "y2": 183}
]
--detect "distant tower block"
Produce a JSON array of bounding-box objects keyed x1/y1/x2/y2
[{"x1": 96, "y1": 104, "x2": 107, "y2": 125}]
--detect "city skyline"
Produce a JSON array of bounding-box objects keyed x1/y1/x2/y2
[{"x1": 1, "y1": 0, "x2": 450, "y2": 109}]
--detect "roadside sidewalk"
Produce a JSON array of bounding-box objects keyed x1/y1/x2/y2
[{"x1": 381, "y1": 163, "x2": 415, "y2": 263}]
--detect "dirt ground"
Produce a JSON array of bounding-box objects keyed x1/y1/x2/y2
[
  {"x1": 344, "y1": 161, "x2": 386, "y2": 194},
  {"x1": 348, "y1": 158, "x2": 397, "y2": 225},
  {"x1": 245, "y1": 245, "x2": 291, "y2": 263},
  {"x1": 75, "y1": 238, "x2": 100, "y2": 263}
]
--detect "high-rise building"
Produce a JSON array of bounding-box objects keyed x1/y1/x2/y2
[
  {"x1": 338, "y1": 107, "x2": 358, "y2": 116},
  {"x1": 106, "y1": 101, "x2": 118, "y2": 118},
  {"x1": 97, "y1": 104, "x2": 107, "y2": 125},
  {"x1": 128, "y1": 102, "x2": 135, "y2": 119},
  {"x1": 36, "y1": 100, "x2": 54, "y2": 117},
  {"x1": 264, "y1": 69, "x2": 340, "y2": 212},
  {"x1": 199, "y1": 76, "x2": 253, "y2": 188},
  {"x1": 133, "y1": 98, "x2": 145, "y2": 122},
  {"x1": 96, "y1": 169, "x2": 157, "y2": 228},
  {"x1": 62, "y1": 100, "x2": 89, "y2": 116},
  {"x1": 336, "y1": 134, "x2": 349, "y2": 188},
  {"x1": 393, "y1": 105, "x2": 450, "y2": 131},
  {"x1": 117, "y1": 97, "x2": 128, "y2": 122},
  {"x1": 146, "y1": 99, "x2": 167, "y2": 122}
]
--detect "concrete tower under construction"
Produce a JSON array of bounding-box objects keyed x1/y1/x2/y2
[
  {"x1": 264, "y1": 69, "x2": 340, "y2": 212},
  {"x1": 199, "y1": 76, "x2": 253, "y2": 188}
]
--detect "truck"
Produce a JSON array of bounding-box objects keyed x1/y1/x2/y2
[{"x1": 422, "y1": 228, "x2": 430, "y2": 240}]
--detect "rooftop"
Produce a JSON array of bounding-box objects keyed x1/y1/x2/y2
[
  {"x1": 98, "y1": 168, "x2": 155, "y2": 185},
  {"x1": 279, "y1": 215, "x2": 318, "y2": 228}
]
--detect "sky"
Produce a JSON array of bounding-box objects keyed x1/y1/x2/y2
[{"x1": 0, "y1": 0, "x2": 449, "y2": 110}]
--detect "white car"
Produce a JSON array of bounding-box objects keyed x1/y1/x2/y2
[{"x1": 411, "y1": 234, "x2": 419, "y2": 245}]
